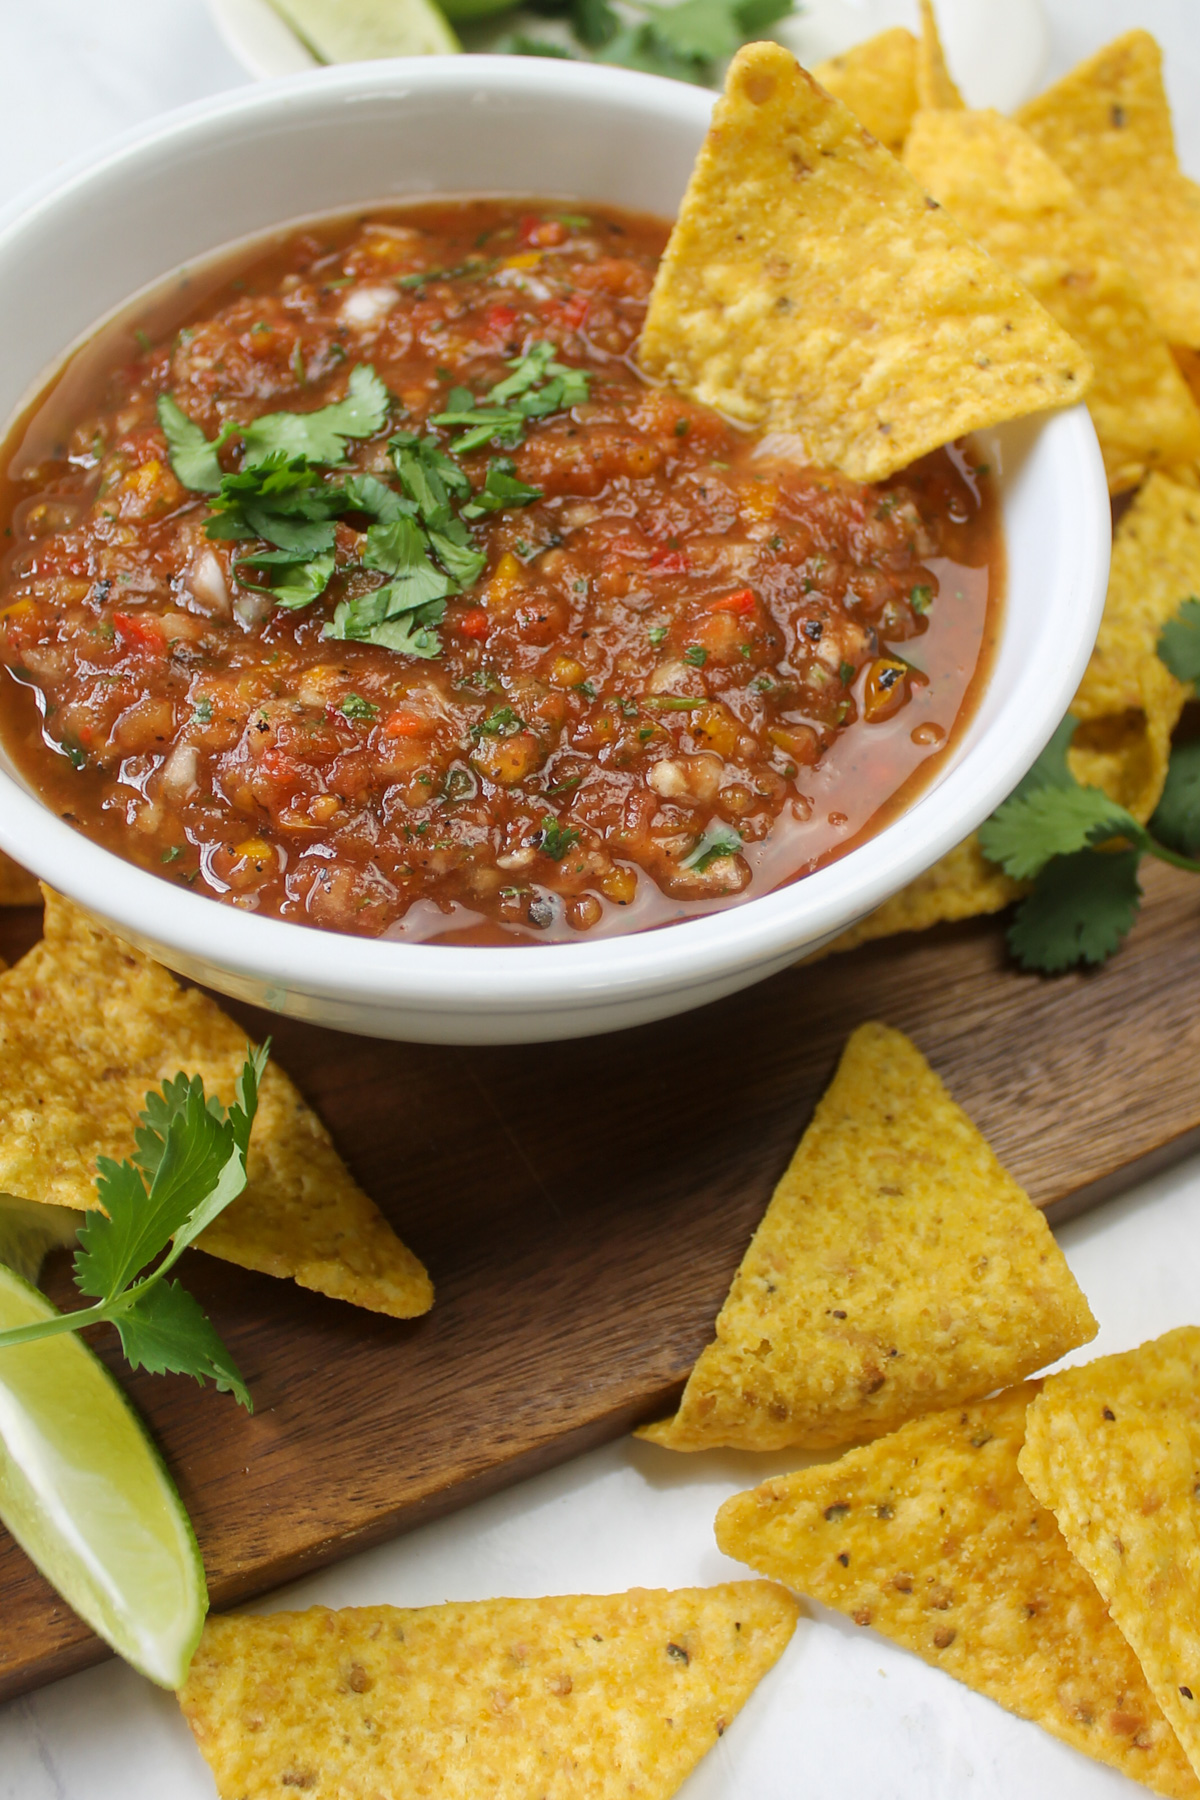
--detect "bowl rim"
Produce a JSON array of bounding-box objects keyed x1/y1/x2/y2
[{"x1": 0, "y1": 55, "x2": 1111, "y2": 1018}]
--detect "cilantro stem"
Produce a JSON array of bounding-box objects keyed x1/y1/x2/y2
[
  {"x1": 1144, "y1": 837, "x2": 1200, "y2": 875},
  {"x1": 0, "y1": 1302, "x2": 107, "y2": 1350}
]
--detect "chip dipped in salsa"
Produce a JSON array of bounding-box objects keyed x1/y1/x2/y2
[{"x1": 0, "y1": 200, "x2": 1000, "y2": 944}]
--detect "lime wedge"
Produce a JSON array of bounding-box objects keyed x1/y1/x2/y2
[
  {"x1": 0, "y1": 1194, "x2": 81, "y2": 1286},
  {"x1": 0, "y1": 1264, "x2": 206, "y2": 1687},
  {"x1": 268, "y1": 0, "x2": 461, "y2": 59}
]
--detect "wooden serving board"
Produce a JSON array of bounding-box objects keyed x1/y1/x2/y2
[{"x1": 4, "y1": 856, "x2": 1200, "y2": 1702}]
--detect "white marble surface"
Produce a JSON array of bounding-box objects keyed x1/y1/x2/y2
[{"x1": 2, "y1": 3, "x2": 1200, "y2": 1795}]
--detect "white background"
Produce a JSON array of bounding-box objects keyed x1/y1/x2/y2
[{"x1": 2, "y1": 3, "x2": 1200, "y2": 1795}]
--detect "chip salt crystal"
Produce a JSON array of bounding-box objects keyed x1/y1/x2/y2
[
  {"x1": 178, "y1": 1585, "x2": 798, "y2": 1799},
  {"x1": 904, "y1": 109, "x2": 1200, "y2": 495},
  {"x1": 638, "y1": 42, "x2": 1091, "y2": 485},
  {"x1": 1018, "y1": 31, "x2": 1200, "y2": 350},
  {"x1": 716, "y1": 1387, "x2": 1200, "y2": 1798},
  {"x1": 638, "y1": 1023, "x2": 1095, "y2": 1451},
  {"x1": 1020, "y1": 1327, "x2": 1200, "y2": 1788},
  {"x1": 812, "y1": 27, "x2": 917, "y2": 156},
  {"x1": 915, "y1": 0, "x2": 964, "y2": 112},
  {"x1": 0, "y1": 889, "x2": 432, "y2": 1318}
]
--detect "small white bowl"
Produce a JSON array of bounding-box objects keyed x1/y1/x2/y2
[{"x1": 0, "y1": 58, "x2": 1109, "y2": 1043}]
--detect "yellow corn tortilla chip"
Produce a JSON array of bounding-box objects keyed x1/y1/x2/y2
[
  {"x1": 716, "y1": 1386, "x2": 1200, "y2": 1798},
  {"x1": 0, "y1": 850, "x2": 39, "y2": 907},
  {"x1": 904, "y1": 109, "x2": 1200, "y2": 494},
  {"x1": 816, "y1": 832, "x2": 1023, "y2": 957},
  {"x1": 915, "y1": 0, "x2": 964, "y2": 111},
  {"x1": 0, "y1": 889, "x2": 431, "y2": 1318},
  {"x1": 179, "y1": 1584, "x2": 799, "y2": 1799},
  {"x1": 1021, "y1": 1327, "x2": 1200, "y2": 1787},
  {"x1": 1068, "y1": 470, "x2": 1199, "y2": 822},
  {"x1": 639, "y1": 42, "x2": 1092, "y2": 486},
  {"x1": 1018, "y1": 31, "x2": 1200, "y2": 348},
  {"x1": 813, "y1": 27, "x2": 917, "y2": 156},
  {"x1": 638, "y1": 1023, "x2": 1094, "y2": 1453}
]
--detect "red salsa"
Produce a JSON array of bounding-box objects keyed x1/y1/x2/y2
[{"x1": 0, "y1": 200, "x2": 1000, "y2": 943}]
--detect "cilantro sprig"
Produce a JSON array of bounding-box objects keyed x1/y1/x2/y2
[
  {"x1": 0, "y1": 1049, "x2": 269, "y2": 1410},
  {"x1": 155, "y1": 348, "x2": 573, "y2": 655},
  {"x1": 978, "y1": 702, "x2": 1200, "y2": 973},
  {"x1": 510, "y1": 0, "x2": 794, "y2": 85}
]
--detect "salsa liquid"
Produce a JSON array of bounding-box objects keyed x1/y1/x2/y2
[{"x1": 0, "y1": 200, "x2": 1001, "y2": 944}]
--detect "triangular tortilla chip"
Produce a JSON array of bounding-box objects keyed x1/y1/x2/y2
[
  {"x1": 1021, "y1": 1327, "x2": 1200, "y2": 1788},
  {"x1": 1067, "y1": 471, "x2": 1197, "y2": 822},
  {"x1": 0, "y1": 890, "x2": 431, "y2": 1318},
  {"x1": 638, "y1": 1023, "x2": 1094, "y2": 1452},
  {"x1": 1018, "y1": 31, "x2": 1200, "y2": 348},
  {"x1": 179, "y1": 1585, "x2": 799, "y2": 1798},
  {"x1": 716, "y1": 1387, "x2": 1200, "y2": 1799},
  {"x1": 813, "y1": 27, "x2": 917, "y2": 155},
  {"x1": 916, "y1": 0, "x2": 964, "y2": 111},
  {"x1": 639, "y1": 42, "x2": 1092, "y2": 485},
  {"x1": 905, "y1": 109, "x2": 1200, "y2": 494}
]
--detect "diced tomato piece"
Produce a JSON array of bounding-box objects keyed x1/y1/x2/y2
[
  {"x1": 561, "y1": 291, "x2": 590, "y2": 332},
  {"x1": 648, "y1": 547, "x2": 689, "y2": 575},
  {"x1": 517, "y1": 215, "x2": 567, "y2": 249},
  {"x1": 384, "y1": 708, "x2": 431, "y2": 738},
  {"x1": 708, "y1": 589, "x2": 756, "y2": 616},
  {"x1": 456, "y1": 607, "x2": 491, "y2": 641},
  {"x1": 112, "y1": 611, "x2": 166, "y2": 654},
  {"x1": 484, "y1": 303, "x2": 518, "y2": 341}
]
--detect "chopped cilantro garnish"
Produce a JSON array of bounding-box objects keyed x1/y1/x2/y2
[
  {"x1": 430, "y1": 340, "x2": 590, "y2": 454},
  {"x1": 1157, "y1": 595, "x2": 1200, "y2": 685},
  {"x1": 161, "y1": 846, "x2": 183, "y2": 863},
  {"x1": 192, "y1": 696, "x2": 213, "y2": 724},
  {"x1": 682, "y1": 821, "x2": 743, "y2": 872},
  {"x1": 683, "y1": 644, "x2": 707, "y2": 668},
  {"x1": 537, "y1": 815, "x2": 581, "y2": 860},
  {"x1": 473, "y1": 705, "x2": 526, "y2": 738},
  {"x1": 647, "y1": 624, "x2": 667, "y2": 647},
  {"x1": 340, "y1": 692, "x2": 379, "y2": 722},
  {"x1": 910, "y1": 584, "x2": 933, "y2": 615},
  {"x1": 839, "y1": 660, "x2": 855, "y2": 684}
]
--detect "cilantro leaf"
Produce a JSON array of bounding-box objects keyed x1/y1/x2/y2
[
  {"x1": 206, "y1": 456, "x2": 344, "y2": 553},
  {"x1": 240, "y1": 364, "x2": 390, "y2": 469},
  {"x1": 734, "y1": 0, "x2": 792, "y2": 28},
  {"x1": 462, "y1": 459, "x2": 542, "y2": 520},
  {"x1": 234, "y1": 547, "x2": 336, "y2": 610},
  {"x1": 572, "y1": 0, "x2": 619, "y2": 46},
  {"x1": 1157, "y1": 597, "x2": 1200, "y2": 686},
  {"x1": 157, "y1": 396, "x2": 236, "y2": 494},
  {"x1": 640, "y1": 0, "x2": 741, "y2": 64},
  {"x1": 978, "y1": 782, "x2": 1142, "y2": 881},
  {"x1": 536, "y1": 815, "x2": 581, "y2": 860},
  {"x1": 342, "y1": 472, "x2": 413, "y2": 524},
  {"x1": 1008, "y1": 848, "x2": 1142, "y2": 973},
  {"x1": 506, "y1": 33, "x2": 579, "y2": 56},
  {"x1": 1149, "y1": 738, "x2": 1200, "y2": 854},
  {"x1": 683, "y1": 821, "x2": 743, "y2": 872},
  {"x1": 0, "y1": 1050, "x2": 270, "y2": 1410},
  {"x1": 111, "y1": 1277, "x2": 251, "y2": 1408}
]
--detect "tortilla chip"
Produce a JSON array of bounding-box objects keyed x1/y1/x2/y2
[
  {"x1": 1018, "y1": 31, "x2": 1200, "y2": 348},
  {"x1": 637, "y1": 1023, "x2": 1094, "y2": 1453},
  {"x1": 915, "y1": 0, "x2": 964, "y2": 111},
  {"x1": 1020, "y1": 1328, "x2": 1200, "y2": 1787},
  {"x1": 639, "y1": 42, "x2": 1092, "y2": 486},
  {"x1": 1174, "y1": 345, "x2": 1200, "y2": 404},
  {"x1": 1069, "y1": 470, "x2": 1199, "y2": 822},
  {"x1": 179, "y1": 1584, "x2": 799, "y2": 1799},
  {"x1": 716, "y1": 1387, "x2": 1200, "y2": 1799},
  {"x1": 905, "y1": 109, "x2": 1200, "y2": 494},
  {"x1": 816, "y1": 833, "x2": 1023, "y2": 957},
  {"x1": 813, "y1": 27, "x2": 917, "y2": 156},
  {"x1": 0, "y1": 850, "x2": 40, "y2": 907},
  {"x1": 0, "y1": 889, "x2": 431, "y2": 1318}
]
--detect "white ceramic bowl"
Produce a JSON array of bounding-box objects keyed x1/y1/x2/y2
[{"x1": 0, "y1": 57, "x2": 1109, "y2": 1044}]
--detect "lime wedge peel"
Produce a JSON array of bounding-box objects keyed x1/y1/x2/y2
[
  {"x1": 0, "y1": 1263, "x2": 206, "y2": 1688},
  {"x1": 268, "y1": 0, "x2": 462, "y2": 60}
]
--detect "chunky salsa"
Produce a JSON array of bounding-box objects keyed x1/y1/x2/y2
[{"x1": 0, "y1": 200, "x2": 1000, "y2": 943}]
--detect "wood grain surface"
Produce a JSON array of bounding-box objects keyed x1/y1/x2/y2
[{"x1": 4, "y1": 856, "x2": 1200, "y2": 1701}]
